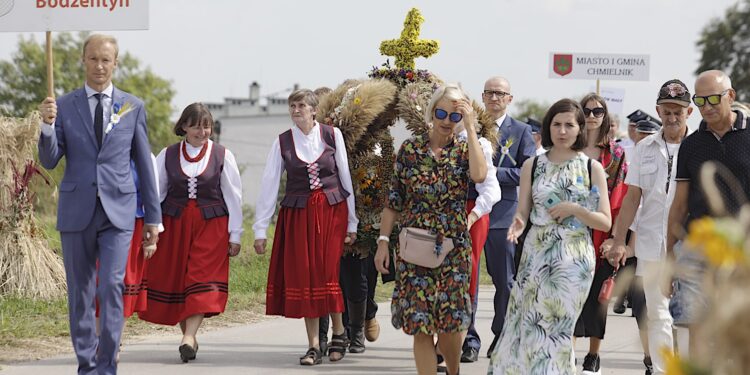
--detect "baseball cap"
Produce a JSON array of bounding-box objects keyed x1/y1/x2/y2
[{"x1": 657, "y1": 79, "x2": 691, "y2": 107}]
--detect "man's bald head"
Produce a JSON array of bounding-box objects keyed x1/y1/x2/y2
[
  {"x1": 695, "y1": 70, "x2": 733, "y2": 91},
  {"x1": 482, "y1": 76, "x2": 513, "y2": 119},
  {"x1": 694, "y1": 70, "x2": 736, "y2": 129},
  {"x1": 484, "y1": 76, "x2": 511, "y2": 93}
]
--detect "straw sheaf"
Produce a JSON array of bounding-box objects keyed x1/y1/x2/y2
[
  {"x1": 317, "y1": 80, "x2": 362, "y2": 128},
  {"x1": 474, "y1": 100, "x2": 500, "y2": 154},
  {"x1": 0, "y1": 113, "x2": 67, "y2": 299},
  {"x1": 0, "y1": 113, "x2": 42, "y2": 195},
  {"x1": 328, "y1": 79, "x2": 399, "y2": 156},
  {"x1": 396, "y1": 80, "x2": 434, "y2": 136}
]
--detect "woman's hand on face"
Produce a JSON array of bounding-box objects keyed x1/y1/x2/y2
[
  {"x1": 228, "y1": 242, "x2": 241, "y2": 257},
  {"x1": 253, "y1": 239, "x2": 267, "y2": 255},
  {"x1": 454, "y1": 99, "x2": 476, "y2": 131},
  {"x1": 547, "y1": 202, "x2": 581, "y2": 222},
  {"x1": 344, "y1": 232, "x2": 357, "y2": 245},
  {"x1": 506, "y1": 216, "x2": 526, "y2": 244},
  {"x1": 374, "y1": 241, "x2": 390, "y2": 274}
]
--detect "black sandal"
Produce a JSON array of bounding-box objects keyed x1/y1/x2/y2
[
  {"x1": 328, "y1": 333, "x2": 347, "y2": 362},
  {"x1": 299, "y1": 347, "x2": 322, "y2": 366}
]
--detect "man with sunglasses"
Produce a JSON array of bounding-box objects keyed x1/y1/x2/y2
[
  {"x1": 479, "y1": 76, "x2": 536, "y2": 359},
  {"x1": 604, "y1": 79, "x2": 692, "y2": 375},
  {"x1": 666, "y1": 70, "x2": 750, "y2": 356}
]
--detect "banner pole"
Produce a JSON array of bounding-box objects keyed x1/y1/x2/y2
[
  {"x1": 596, "y1": 79, "x2": 600, "y2": 96},
  {"x1": 46, "y1": 31, "x2": 54, "y2": 98}
]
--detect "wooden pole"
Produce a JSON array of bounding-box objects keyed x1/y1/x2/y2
[
  {"x1": 45, "y1": 31, "x2": 53, "y2": 98},
  {"x1": 596, "y1": 79, "x2": 600, "y2": 96}
]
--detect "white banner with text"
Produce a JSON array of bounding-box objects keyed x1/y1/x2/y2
[
  {"x1": 0, "y1": 0, "x2": 148, "y2": 32},
  {"x1": 549, "y1": 52, "x2": 649, "y2": 82}
]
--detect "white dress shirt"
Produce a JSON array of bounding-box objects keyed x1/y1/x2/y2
[
  {"x1": 457, "y1": 129, "x2": 502, "y2": 217},
  {"x1": 253, "y1": 122, "x2": 358, "y2": 239},
  {"x1": 624, "y1": 130, "x2": 682, "y2": 261},
  {"x1": 155, "y1": 140, "x2": 244, "y2": 244}
]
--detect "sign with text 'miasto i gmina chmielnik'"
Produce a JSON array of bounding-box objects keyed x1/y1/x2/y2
[
  {"x1": 550, "y1": 52, "x2": 650, "y2": 82},
  {"x1": 0, "y1": 0, "x2": 148, "y2": 31}
]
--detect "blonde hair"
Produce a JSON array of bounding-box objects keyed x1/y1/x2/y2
[
  {"x1": 82, "y1": 34, "x2": 119, "y2": 59},
  {"x1": 424, "y1": 83, "x2": 470, "y2": 124}
]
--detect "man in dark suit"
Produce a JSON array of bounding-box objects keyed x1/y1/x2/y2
[
  {"x1": 480, "y1": 76, "x2": 535, "y2": 358},
  {"x1": 38, "y1": 34, "x2": 161, "y2": 375}
]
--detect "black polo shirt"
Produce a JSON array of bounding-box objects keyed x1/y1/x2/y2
[{"x1": 675, "y1": 110, "x2": 750, "y2": 224}]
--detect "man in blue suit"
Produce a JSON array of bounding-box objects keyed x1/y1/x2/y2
[
  {"x1": 480, "y1": 76, "x2": 535, "y2": 358},
  {"x1": 38, "y1": 34, "x2": 161, "y2": 375}
]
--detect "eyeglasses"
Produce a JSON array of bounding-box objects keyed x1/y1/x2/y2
[
  {"x1": 583, "y1": 107, "x2": 606, "y2": 118},
  {"x1": 692, "y1": 90, "x2": 729, "y2": 107},
  {"x1": 483, "y1": 90, "x2": 510, "y2": 99},
  {"x1": 434, "y1": 109, "x2": 463, "y2": 123}
]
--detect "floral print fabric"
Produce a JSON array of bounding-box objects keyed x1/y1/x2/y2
[
  {"x1": 387, "y1": 134, "x2": 472, "y2": 335},
  {"x1": 488, "y1": 153, "x2": 596, "y2": 374}
]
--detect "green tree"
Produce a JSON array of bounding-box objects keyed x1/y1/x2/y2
[
  {"x1": 0, "y1": 32, "x2": 177, "y2": 152},
  {"x1": 695, "y1": 0, "x2": 750, "y2": 102},
  {"x1": 512, "y1": 98, "x2": 549, "y2": 123}
]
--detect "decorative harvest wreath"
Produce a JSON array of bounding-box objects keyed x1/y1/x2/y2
[{"x1": 318, "y1": 8, "x2": 498, "y2": 256}]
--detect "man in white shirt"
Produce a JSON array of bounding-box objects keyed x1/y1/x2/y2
[{"x1": 606, "y1": 79, "x2": 693, "y2": 375}]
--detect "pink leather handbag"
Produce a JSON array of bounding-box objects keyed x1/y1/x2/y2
[{"x1": 398, "y1": 227, "x2": 454, "y2": 268}]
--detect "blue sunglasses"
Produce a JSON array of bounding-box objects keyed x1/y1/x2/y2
[{"x1": 434, "y1": 108, "x2": 463, "y2": 123}]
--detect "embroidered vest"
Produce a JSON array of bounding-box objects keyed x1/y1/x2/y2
[
  {"x1": 162, "y1": 142, "x2": 228, "y2": 219},
  {"x1": 279, "y1": 124, "x2": 349, "y2": 208}
]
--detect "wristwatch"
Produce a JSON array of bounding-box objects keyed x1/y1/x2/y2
[{"x1": 377, "y1": 235, "x2": 390, "y2": 244}]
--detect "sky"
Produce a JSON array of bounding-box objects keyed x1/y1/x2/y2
[{"x1": 0, "y1": 0, "x2": 741, "y2": 131}]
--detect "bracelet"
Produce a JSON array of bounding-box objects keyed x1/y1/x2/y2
[{"x1": 377, "y1": 235, "x2": 390, "y2": 244}]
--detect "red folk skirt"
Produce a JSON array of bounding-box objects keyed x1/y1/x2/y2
[
  {"x1": 96, "y1": 218, "x2": 147, "y2": 318},
  {"x1": 466, "y1": 200, "x2": 489, "y2": 302},
  {"x1": 139, "y1": 200, "x2": 229, "y2": 325},
  {"x1": 265, "y1": 189, "x2": 348, "y2": 318}
]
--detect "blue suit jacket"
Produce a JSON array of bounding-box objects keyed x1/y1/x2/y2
[
  {"x1": 38, "y1": 86, "x2": 161, "y2": 232},
  {"x1": 488, "y1": 116, "x2": 535, "y2": 229}
]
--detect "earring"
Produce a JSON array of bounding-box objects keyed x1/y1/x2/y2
[{"x1": 428, "y1": 123, "x2": 433, "y2": 129}]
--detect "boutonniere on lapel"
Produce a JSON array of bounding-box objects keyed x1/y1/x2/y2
[
  {"x1": 105, "y1": 102, "x2": 135, "y2": 134},
  {"x1": 498, "y1": 137, "x2": 517, "y2": 166}
]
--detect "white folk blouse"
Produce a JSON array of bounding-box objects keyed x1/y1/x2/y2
[
  {"x1": 155, "y1": 140, "x2": 244, "y2": 244},
  {"x1": 253, "y1": 122, "x2": 358, "y2": 240}
]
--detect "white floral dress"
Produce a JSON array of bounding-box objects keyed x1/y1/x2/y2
[{"x1": 488, "y1": 153, "x2": 596, "y2": 375}]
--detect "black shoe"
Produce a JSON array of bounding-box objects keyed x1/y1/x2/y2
[
  {"x1": 644, "y1": 356, "x2": 653, "y2": 375},
  {"x1": 486, "y1": 334, "x2": 499, "y2": 358},
  {"x1": 581, "y1": 353, "x2": 601, "y2": 374},
  {"x1": 613, "y1": 302, "x2": 627, "y2": 314},
  {"x1": 179, "y1": 343, "x2": 197, "y2": 363},
  {"x1": 460, "y1": 347, "x2": 479, "y2": 363}
]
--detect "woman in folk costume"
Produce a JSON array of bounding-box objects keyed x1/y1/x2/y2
[
  {"x1": 139, "y1": 103, "x2": 243, "y2": 363},
  {"x1": 253, "y1": 89, "x2": 358, "y2": 366}
]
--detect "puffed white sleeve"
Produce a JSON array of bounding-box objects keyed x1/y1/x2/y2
[
  {"x1": 333, "y1": 127, "x2": 359, "y2": 233},
  {"x1": 472, "y1": 137, "x2": 502, "y2": 217},
  {"x1": 221, "y1": 148, "x2": 244, "y2": 244},
  {"x1": 252, "y1": 138, "x2": 283, "y2": 240},
  {"x1": 155, "y1": 147, "x2": 168, "y2": 204}
]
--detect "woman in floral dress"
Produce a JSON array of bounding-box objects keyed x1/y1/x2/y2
[
  {"x1": 374, "y1": 84, "x2": 487, "y2": 375},
  {"x1": 488, "y1": 98, "x2": 612, "y2": 374}
]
